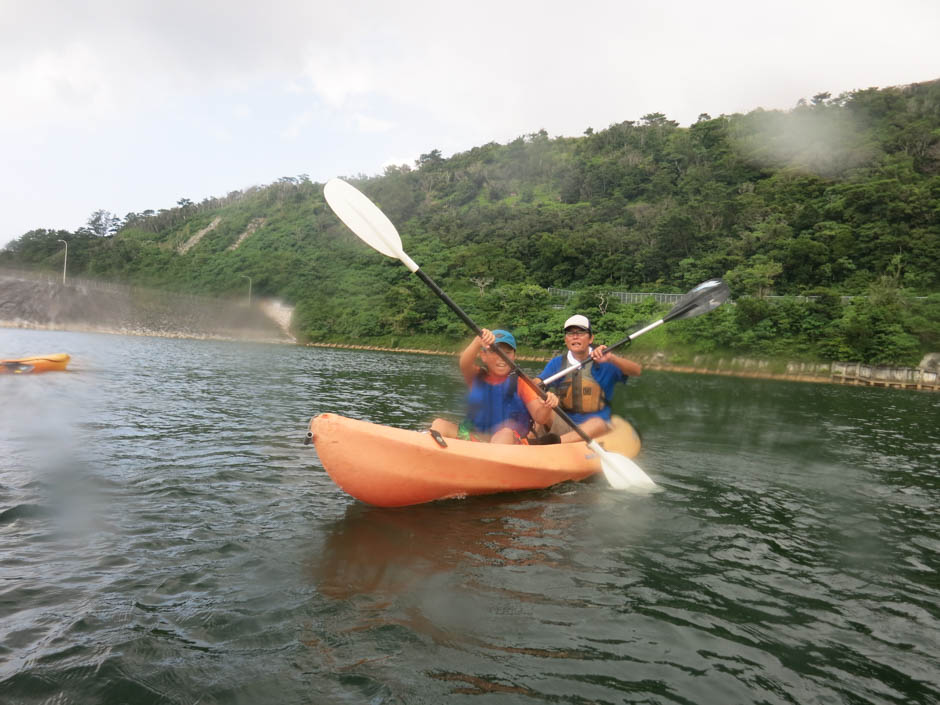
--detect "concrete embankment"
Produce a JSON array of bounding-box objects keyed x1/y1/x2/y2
[
  {"x1": 639, "y1": 355, "x2": 940, "y2": 391},
  {"x1": 0, "y1": 270, "x2": 294, "y2": 343}
]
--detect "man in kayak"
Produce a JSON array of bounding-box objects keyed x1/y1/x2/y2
[
  {"x1": 534, "y1": 314, "x2": 642, "y2": 443},
  {"x1": 431, "y1": 328, "x2": 560, "y2": 444}
]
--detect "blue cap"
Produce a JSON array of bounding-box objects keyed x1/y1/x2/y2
[{"x1": 491, "y1": 329, "x2": 517, "y2": 350}]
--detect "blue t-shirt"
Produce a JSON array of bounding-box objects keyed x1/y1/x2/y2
[{"x1": 538, "y1": 355, "x2": 626, "y2": 424}]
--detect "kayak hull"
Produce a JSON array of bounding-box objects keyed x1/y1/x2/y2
[
  {"x1": 0, "y1": 353, "x2": 70, "y2": 374},
  {"x1": 309, "y1": 413, "x2": 640, "y2": 507}
]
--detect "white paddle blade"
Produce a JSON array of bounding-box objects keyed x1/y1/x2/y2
[
  {"x1": 324, "y1": 178, "x2": 415, "y2": 268},
  {"x1": 665, "y1": 279, "x2": 730, "y2": 322},
  {"x1": 590, "y1": 442, "x2": 659, "y2": 492}
]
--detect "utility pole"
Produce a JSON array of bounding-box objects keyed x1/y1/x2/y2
[
  {"x1": 57, "y1": 239, "x2": 68, "y2": 284},
  {"x1": 241, "y1": 275, "x2": 252, "y2": 305}
]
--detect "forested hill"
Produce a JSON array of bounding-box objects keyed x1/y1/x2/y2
[{"x1": 3, "y1": 80, "x2": 939, "y2": 366}]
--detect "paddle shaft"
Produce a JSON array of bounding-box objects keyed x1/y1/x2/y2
[
  {"x1": 540, "y1": 318, "x2": 663, "y2": 386},
  {"x1": 413, "y1": 269, "x2": 594, "y2": 444}
]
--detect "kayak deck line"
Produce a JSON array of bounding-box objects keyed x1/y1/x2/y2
[{"x1": 308, "y1": 413, "x2": 640, "y2": 507}]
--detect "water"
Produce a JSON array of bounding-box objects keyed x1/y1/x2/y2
[{"x1": 1, "y1": 329, "x2": 938, "y2": 704}]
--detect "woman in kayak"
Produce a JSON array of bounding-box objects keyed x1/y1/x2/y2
[
  {"x1": 431, "y1": 328, "x2": 559, "y2": 444},
  {"x1": 535, "y1": 314, "x2": 642, "y2": 443}
]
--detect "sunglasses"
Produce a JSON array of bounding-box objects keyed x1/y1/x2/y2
[{"x1": 565, "y1": 328, "x2": 590, "y2": 336}]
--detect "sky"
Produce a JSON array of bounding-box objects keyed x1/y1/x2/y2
[{"x1": 1, "y1": 0, "x2": 938, "y2": 249}]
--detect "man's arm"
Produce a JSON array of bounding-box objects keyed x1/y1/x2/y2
[
  {"x1": 535, "y1": 357, "x2": 561, "y2": 389},
  {"x1": 591, "y1": 346, "x2": 642, "y2": 377}
]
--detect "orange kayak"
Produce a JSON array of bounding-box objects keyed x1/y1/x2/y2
[
  {"x1": 0, "y1": 353, "x2": 70, "y2": 374},
  {"x1": 308, "y1": 413, "x2": 641, "y2": 507}
]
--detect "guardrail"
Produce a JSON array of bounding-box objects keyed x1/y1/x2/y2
[
  {"x1": 547, "y1": 287, "x2": 867, "y2": 304},
  {"x1": 0, "y1": 266, "x2": 129, "y2": 294},
  {"x1": 548, "y1": 288, "x2": 686, "y2": 304},
  {"x1": 0, "y1": 267, "x2": 238, "y2": 306}
]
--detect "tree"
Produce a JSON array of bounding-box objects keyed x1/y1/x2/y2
[
  {"x1": 83, "y1": 210, "x2": 122, "y2": 237},
  {"x1": 0, "y1": 228, "x2": 73, "y2": 262},
  {"x1": 724, "y1": 256, "x2": 784, "y2": 297},
  {"x1": 469, "y1": 276, "x2": 493, "y2": 296},
  {"x1": 416, "y1": 149, "x2": 444, "y2": 169}
]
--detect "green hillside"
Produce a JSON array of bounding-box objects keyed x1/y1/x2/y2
[{"x1": 3, "y1": 81, "x2": 939, "y2": 366}]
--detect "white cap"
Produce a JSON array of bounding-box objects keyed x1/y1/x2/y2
[{"x1": 563, "y1": 314, "x2": 591, "y2": 331}]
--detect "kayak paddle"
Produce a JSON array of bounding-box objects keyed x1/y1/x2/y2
[
  {"x1": 540, "y1": 278, "x2": 731, "y2": 386},
  {"x1": 323, "y1": 177, "x2": 657, "y2": 493}
]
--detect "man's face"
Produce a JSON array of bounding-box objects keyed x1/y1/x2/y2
[{"x1": 564, "y1": 327, "x2": 593, "y2": 355}]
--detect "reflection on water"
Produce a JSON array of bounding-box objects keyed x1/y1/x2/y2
[
  {"x1": 1, "y1": 328, "x2": 938, "y2": 704},
  {"x1": 314, "y1": 491, "x2": 591, "y2": 601},
  {"x1": 309, "y1": 488, "x2": 636, "y2": 699}
]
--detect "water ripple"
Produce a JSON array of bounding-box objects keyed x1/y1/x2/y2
[{"x1": 1, "y1": 331, "x2": 938, "y2": 703}]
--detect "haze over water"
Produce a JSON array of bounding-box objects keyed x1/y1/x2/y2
[{"x1": 1, "y1": 329, "x2": 938, "y2": 704}]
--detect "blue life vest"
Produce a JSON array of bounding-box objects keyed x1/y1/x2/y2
[{"x1": 464, "y1": 372, "x2": 531, "y2": 436}]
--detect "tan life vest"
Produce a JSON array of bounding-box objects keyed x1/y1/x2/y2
[{"x1": 556, "y1": 361, "x2": 607, "y2": 414}]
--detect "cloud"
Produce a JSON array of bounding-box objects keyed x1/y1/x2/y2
[
  {"x1": 282, "y1": 110, "x2": 315, "y2": 140},
  {"x1": 2, "y1": 0, "x2": 939, "y2": 247},
  {"x1": 353, "y1": 113, "x2": 394, "y2": 133},
  {"x1": 0, "y1": 43, "x2": 120, "y2": 127},
  {"x1": 4, "y1": 1, "x2": 938, "y2": 135},
  {"x1": 300, "y1": 49, "x2": 376, "y2": 109}
]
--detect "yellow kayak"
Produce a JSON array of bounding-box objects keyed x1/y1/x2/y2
[
  {"x1": 0, "y1": 353, "x2": 71, "y2": 374},
  {"x1": 308, "y1": 413, "x2": 641, "y2": 507}
]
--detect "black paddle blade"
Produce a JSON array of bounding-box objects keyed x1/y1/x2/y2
[{"x1": 663, "y1": 279, "x2": 730, "y2": 323}]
